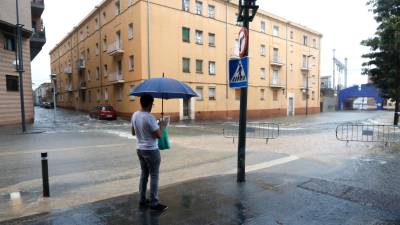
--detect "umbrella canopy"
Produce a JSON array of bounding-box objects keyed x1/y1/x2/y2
[{"x1": 129, "y1": 77, "x2": 198, "y2": 99}]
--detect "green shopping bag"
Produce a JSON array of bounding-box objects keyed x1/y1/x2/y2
[{"x1": 158, "y1": 127, "x2": 170, "y2": 150}]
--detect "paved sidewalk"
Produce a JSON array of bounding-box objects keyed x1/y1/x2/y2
[{"x1": 2, "y1": 170, "x2": 399, "y2": 225}]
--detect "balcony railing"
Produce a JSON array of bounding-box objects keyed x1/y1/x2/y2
[
  {"x1": 79, "y1": 81, "x2": 87, "y2": 89},
  {"x1": 107, "y1": 41, "x2": 124, "y2": 56},
  {"x1": 64, "y1": 66, "x2": 72, "y2": 74},
  {"x1": 270, "y1": 78, "x2": 285, "y2": 88},
  {"x1": 77, "y1": 59, "x2": 86, "y2": 70},
  {"x1": 108, "y1": 72, "x2": 124, "y2": 83},
  {"x1": 64, "y1": 84, "x2": 72, "y2": 92},
  {"x1": 270, "y1": 59, "x2": 284, "y2": 67}
]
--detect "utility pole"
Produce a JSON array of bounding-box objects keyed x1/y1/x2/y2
[
  {"x1": 236, "y1": 0, "x2": 258, "y2": 183},
  {"x1": 344, "y1": 58, "x2": 348, "y2": 88},
  {"x1": 15, "y1": 0, "x2": 26, "y2": 132},
  {"x1": 332, "y1": 49, "x2": 336, "y2": 92}
]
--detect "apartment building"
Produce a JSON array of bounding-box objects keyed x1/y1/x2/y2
[
  {"x1": 50, "y1": 0, "x2": 321, "y2": 121},
  {"x1": 0, "y1": 0, "x2": 46, "y2": 125}
]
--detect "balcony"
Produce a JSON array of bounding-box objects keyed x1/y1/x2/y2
[
  {"x1": 270, "y1": 59, "x2": 284, "y2": 67},
  {"x1": 64, "y1": 84, "x2": 73, "y2": 92},
  {"x1": 107, "y1": 41, "x2": 124, "y2": 56},
  {"x1": 301, "y1": 65, "x2": 311, "y2": 71},
  {"x1": 79, "y1": 81, "x2": 87, "y2": 90},
  {"x1": 31, "y1": 0, "x2": 44, "y2": 17},
  {"x1": 77, "y1": 59, "x2": 86, "y2": 70},
  {"x1": 269, "y1": 80, "x2": 285, "y2": 89},
  {"x1": 64, "y1": 66, "x2": 72, "y2": 75},
  {"x1": 108, "y1": 72, "x2": 124, "y2": 84},
  {"x1": 30, "y1": 27, "x2": 46, "y2": 60}
]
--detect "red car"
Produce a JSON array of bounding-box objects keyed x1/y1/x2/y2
[{"x1": 89, "y1": 106, "x2": 117, "y2": 120}]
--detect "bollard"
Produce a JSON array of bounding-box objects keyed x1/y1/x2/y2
[{"x1": 41, "y1": 152, "x2": 50, "y2": 197}]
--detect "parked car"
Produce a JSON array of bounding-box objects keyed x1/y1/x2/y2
[
  {"x1": 89, "y1": 105, "x2": 117, "y2": 120},
  {"x1": 41, "y1": 102, "x2": 53, "y2": 109}
]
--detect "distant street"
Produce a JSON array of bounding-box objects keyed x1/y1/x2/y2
[{"x1": 0, "y1": 107, "x2": 399, "y2": 223}]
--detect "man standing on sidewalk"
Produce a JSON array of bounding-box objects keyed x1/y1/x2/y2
[{"x1": 131, "y1": 94, "x2": 168, "y2": 211}]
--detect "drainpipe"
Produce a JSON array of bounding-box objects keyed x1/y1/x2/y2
[{"x1": 147, "y1": 0, "x2": 151, "y2": 79}]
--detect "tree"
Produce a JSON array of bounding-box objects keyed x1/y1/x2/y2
[{"x1": 361, "y1": 0, "x2": 400, "y2": 125}]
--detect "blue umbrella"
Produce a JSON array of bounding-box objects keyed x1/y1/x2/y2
[{"x1": 129, "y1": 76, "x2": 198, "y2": 117}]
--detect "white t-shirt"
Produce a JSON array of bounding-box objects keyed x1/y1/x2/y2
[{"x1": 131, "y1": 111, "x2": 159, "y2": 150}]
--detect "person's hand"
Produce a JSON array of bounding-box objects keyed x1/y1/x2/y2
[{"x1": 159, "y1": 118, "x2": 168, "y2": 128}]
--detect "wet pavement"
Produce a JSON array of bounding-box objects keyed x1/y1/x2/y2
[{"x1": 0, "y1": 107, "x2": 399, "y2": 224}]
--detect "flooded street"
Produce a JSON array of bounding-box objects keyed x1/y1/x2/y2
[{"x1": 0, "y1": 107, "x2": 399, "y2": 224}]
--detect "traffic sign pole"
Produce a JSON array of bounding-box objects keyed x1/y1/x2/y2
[{"x1": 237, "y1": 0, "x2": 258, "y2": 183}]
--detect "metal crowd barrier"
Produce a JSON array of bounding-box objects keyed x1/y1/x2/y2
[
  {"x1": 223, "y1": 122, "x2": 280, "y2": 144},
  {"x1": 336, "y1": 123, "x2": 400, "y2": 144}
]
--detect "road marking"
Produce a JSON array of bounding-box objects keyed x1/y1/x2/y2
[
  {"x1": 0, "y1": 143, "x2": 129, "y2": 157},
  {"x1": 225, "y1": 155, "x2": 300, "y2": 174}
]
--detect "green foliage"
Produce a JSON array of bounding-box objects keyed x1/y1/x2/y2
[{"x1": 361, "y1": 0, "x2": 400, "y2": 100}]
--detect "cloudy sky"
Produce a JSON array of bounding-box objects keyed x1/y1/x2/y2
[{"x1": 31, "y1": 0, "x2": 377, "y2": 89}]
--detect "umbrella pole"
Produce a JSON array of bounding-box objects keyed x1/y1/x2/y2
[{"x1": 161, "y1": 73, "x2": 165, "y2": 119}]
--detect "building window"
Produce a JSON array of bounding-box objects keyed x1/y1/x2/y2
[
  {"x1": 196, "y1": 86, "x2": 203, "y2": 101},
  {"x1": 102, "y1": 11, "x2": 107, "y2": 23},
  {"x1": 128, "y1": 23, "x2": 134, "y2": 39},
  {"x1": 96, "y1": 67, "x2": 100, "y2": 80},
  {"x1": 313, "y1": 38, "x2": 317, "y2": 48},
  {"x1": 290, "y1": 63, "x2": 293, "y2": 72},
  {"x1": 304, "y1": 36, "x2": 309, "y2": 45},
  {"x1": 260, "y1": 89, "x2": 265, "y2": 100},
  {"x1": 273, "y1": 48, "x2": 279, "y2": 62},
  {"x1": 302, "y1": 55, "x2": 308, "y2": 68},
  {"x1": 235, "y1": 89, "x2": 240, "y2": 100},
  {"x1": 196, "y1": 59, "x2": 203, "y2": 73},
  {"x1": 103, "y1": 36, "x2": 107, "y2": 51},
  {"x1": 260, "y1": 21, "x2": 266, "y2": 33},
  {"x1": 86, "y1": 25, "x2": 89, "y2": 35},
  {"x1": 117, "y1": 86, "x2": 123, "y2": 101},
  {"x1": 195, "y1": 30, "x2": 203, "y2": 44},
  {"x1": 182, "y1": 27, "x2": 190, "y2": 43},
  {"x1": 290, "y1": 31, "x2": 294, "y2": 39},
  {"x1": 97, "y1": 89, "x2": 100, "y2": 102},
  {"x1": 209, "y1": 87, "x2": 216, "y2": 101},
  {"x1": 95, "y1": 18, "x2": 99, "y2": 29},
  {"x1": 129, "y1": 55, "x2": 134, "y2": 71},
  {"x1": 182, "y1": 58, "x2": 190, "y2": 73},
  {"x1": 273, "y1": 25, "x2": 279, "y2": 36},
  {"x1": 87, "y1": 70, "x2": 91, "y2": 81},
  {"x1": 195, "y1": 1, "x2": 202, "y2": 15},
  {"x1": 209, "y1": 61, "x2": 216, "y2": 75},
  {"x1": 129, "y1": 85, "x2": 136, "y2": 101},
  {"x1": 208, "y1": 33, "x2": 215, "y2": 47},
  {"x1": 88, "y1": 90, "x2": 91, "y2": 103},
  {"x1": 115, "y1": 0, "x2": 120, "y2": 15},
  {"x1": 95, "y1": 43, "x2": 99, "y2": 55},
  {"x1": 105, "y1": 88, "x2": 109, "y2": 101},
  {"x1": 312, "y1": 91, "x2": 315, "y2": 100},
  {"x1": 104, "y1": 64, "x2": 108, "y2": 76},
  {"x1": 260, "y1": 68, "x2": 266, "y2": 80},
  {"x1": 182, "y1": 0, "x2": 190, "y2": 12},
  {"x1": 273, "y1": 90, "x2": 278, "y2": 101},
  {"x1": 260, "y1": 44, "x2": 266, "y2": 56},
  {"x1": 4, "y1": 35, "x2": 16, "y2": 51},
  {"x1": 6, "y1": 75, "x2": 18, "y2": 91},
  {"x1": 272, "y1": 69, "x2": 279, "y2": 85},
  {"x1": 208, "y1": 4, "x2": 215, "y2": 18},
  {"x1": 86, "y1": 48, "x2": 90, "y2": 60}
]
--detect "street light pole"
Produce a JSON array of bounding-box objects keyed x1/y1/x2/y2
[
  {"x1": 15, "y1": 0, "x2": 26, "y2": 132},
  {"x1": 305, "y1": 55, "x2": 313, "y2": 116}
]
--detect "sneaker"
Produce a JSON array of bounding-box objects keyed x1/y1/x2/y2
[
  {"x1": 150, "y1": 203, "x2": 168, "y2": 211},
  {"x1": 139, "y1": 199, "x2": 150, "y2": 208}
]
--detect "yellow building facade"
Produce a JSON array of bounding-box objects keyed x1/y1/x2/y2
[{"x1": 50, "y1": 0, "x2": 322, "y2": 121}]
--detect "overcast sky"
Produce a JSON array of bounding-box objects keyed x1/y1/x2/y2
[{"x1": 31, "y1": 0, "x2": 377, "y2": 89}]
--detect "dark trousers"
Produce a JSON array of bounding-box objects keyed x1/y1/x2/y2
[{"x1": 137, "y1": 149, "x2": 161, "y2": 207}]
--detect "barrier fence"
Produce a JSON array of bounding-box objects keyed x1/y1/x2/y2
[
  {"x1": 336, "y1": 123, "x2": 400, "y2": 144},
  {"x1": 223, "y1": 122, "x2": 279, "y2": 144}
]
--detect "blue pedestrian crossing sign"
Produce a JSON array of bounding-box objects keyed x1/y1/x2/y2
[{"x1": 229, "y1": 57, "x2": 249, "y2": 89}]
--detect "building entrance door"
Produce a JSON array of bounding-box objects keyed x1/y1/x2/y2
[
  {"x1": 288, "y1": 97, "x2": 294, "y2": 116},
  {"x1": 183, "y1": 99, "x2": 191, "y2": 120}
]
